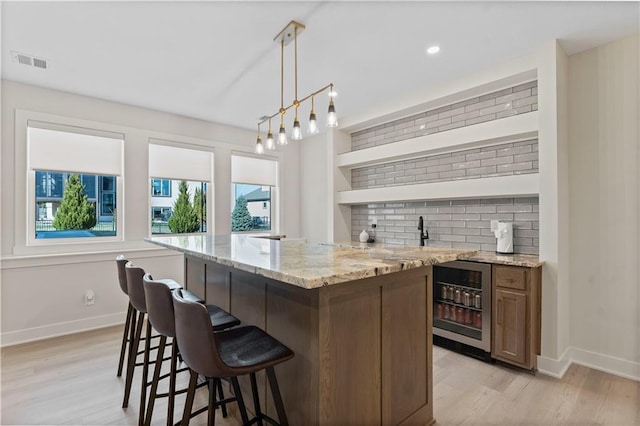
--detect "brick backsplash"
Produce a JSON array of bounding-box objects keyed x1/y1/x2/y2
[
  {"x1": 351, "y1": 139, "x2": 538, "y2": 189},
  {"x1": 351, "y1": 197, "x2": 539, "y2": 254},
  {"x1": 351, "y1": 81, "x2": 538, "y2": 151}
]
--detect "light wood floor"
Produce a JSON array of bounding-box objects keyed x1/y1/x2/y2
[{"x1": 1, "y1": 325, "x2": 638, "y2": 425}]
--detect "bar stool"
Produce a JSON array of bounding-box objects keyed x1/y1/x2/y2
[
  {"x1": 122, "y1": 262, "x2": 206, "y2": 424},
  {"x1": 172, "y1": 290, "x2": 295, "y2": 426},
  {"x1": 143, "y1": 274, "x2": 241, "y2": 426},
  {"x1": 116, "y1": 256, "x2": 206, "y2": 379}
]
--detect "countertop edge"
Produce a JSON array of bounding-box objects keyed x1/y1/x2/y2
[
  {"x1": 456, "y1": 252, "x2": 543, "y2": 268},
  {"x1": 146, "y1": 238, "x2": 542, "y2": 288}
]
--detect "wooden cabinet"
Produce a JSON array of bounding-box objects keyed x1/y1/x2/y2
[
  {"x1": 185, "y1": 255, "x2": 434, "y2": 425},
  {"x1": 492, "y1": 264, "x2": 541, "y2": 370}
]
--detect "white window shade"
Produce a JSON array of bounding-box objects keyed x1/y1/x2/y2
[
  {"x1": 149, "y1": 144, "x2": 213, "y2": 182},
  {"x1": 28, "y1": 125, "x2": 123, "y2": 176},
  {"x1": 231, "y1": 155, "x2": 278, "y2": 187}
]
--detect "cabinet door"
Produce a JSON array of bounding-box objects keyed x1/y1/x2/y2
[{"x1": 493, "y1": 288, "x2": 528, "y2": 366}]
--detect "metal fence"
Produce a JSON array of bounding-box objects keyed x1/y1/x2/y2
[{"x1": 36, "y1": 220, "x2": 116, "y2": 232}]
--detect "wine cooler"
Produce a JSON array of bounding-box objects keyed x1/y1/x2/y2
[{"x1": 433, "y1": 260, "x2": 492, "y2": 352}]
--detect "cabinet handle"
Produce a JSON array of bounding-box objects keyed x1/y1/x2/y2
[{"x1": 497, "y1": 299, "x2": 503, "y2": 325}]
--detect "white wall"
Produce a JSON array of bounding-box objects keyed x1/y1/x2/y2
[
  {"x1": 567, "y1": 34, "x2": 640, "y2": 380},
  {"x1": 536, "y1": 40, "x2": 571, "y2": 372},
  {"x1": 300, "y1": 133, "x2": 329, "y2": 243},
  {"x1": 0, "y1": 80, "x2": 301, "y2": 345}
]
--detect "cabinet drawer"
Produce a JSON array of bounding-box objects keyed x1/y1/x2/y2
[{"x1": 494, "y1": 265, "x2": 528, "y2": 291}]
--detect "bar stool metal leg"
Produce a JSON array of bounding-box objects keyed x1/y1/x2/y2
[
  {"x1": 215, "y1": 379, "x2": 228, "y2": 418},
  {"x1": 207, "y1": 378, "x2": 217, "y2": 426},
  {"x1": 167, "y1": 340, "x2": 178, "y2": 426},
  {"x1": 143, "y1": 334, "x2": 167, "y2": 426},
  {"x1": 123, "y1": 310, "x2": 143, "y2": 408},
  {"x1": 249, "y1": 373, "x2": 264, "y2": 426},
  {"x1": 117, "y1": 303, "x2": 133, "y2": 377},
  {"x1": 266, "y1": 366, "x2": 288, "y2": 426},
  {"x1": 231, "y1": 377, "x2": 250, "y2": 425},
  {"x1": 181, "y1": 370, "x2": 199, "y2": 426},
  {"x1": 139, "y1": 315, "x2": 152, "y2": 426}
]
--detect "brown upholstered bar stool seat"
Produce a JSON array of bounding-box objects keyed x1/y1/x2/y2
[
  {"x1": 143, "y1": 274, "x2": 241, "y2": 426},
  {"x1": 172, "y1": 290, "x2": 295, "y2": 426}
]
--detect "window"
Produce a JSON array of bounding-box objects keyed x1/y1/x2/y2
[
  {"x1": 27, "y1": 122, "x2": 123, "y2": 241},
  {"x1": 149, "y1": 143, "x2": 213, "y2": 235},
  {"x1": 34, "y1": 171, "x2": 117, "y2": 239},
  {"x1": 231, "y1": 155, "x2": 277, "y2": 233},
  {"x1": 150, "y1": 180, "x2": 207, "y2": 234},
  {"x1": 232, "y1": 184, "x2": 272, "y2": 231},
  {"x1": 151, "y1": 179, "x2": 171, "y2": 197}
]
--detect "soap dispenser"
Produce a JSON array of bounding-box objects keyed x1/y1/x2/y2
[{"x1": 359, "y1": 229, "x2": 369, "y2": 243}]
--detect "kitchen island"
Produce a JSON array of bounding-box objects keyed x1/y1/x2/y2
[{"x1": 146, "y1": 235, "x2": 474, "y2": 425}]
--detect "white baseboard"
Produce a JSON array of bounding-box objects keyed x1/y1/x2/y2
[
  {"x1": 570, "y1": 347, "x2": 640, "y2": 382},
  {"x1": 537, "y1": 346, "x2": 572, "y2": 378},
  {"x1": 0, "y1": 312, "x2": 125, "y2": 348},
  {"x1": 537, "y1": 346, "x2": 640, "y2": 382}
]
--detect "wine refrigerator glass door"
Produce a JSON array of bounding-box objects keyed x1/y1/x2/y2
[{"x1": 433, "y1": 260, "x2": 492, "y2": 352}]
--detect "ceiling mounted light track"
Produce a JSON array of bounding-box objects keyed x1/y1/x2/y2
[{"x1": 255, "y1": 20, "x2": 338, "y2": 154}]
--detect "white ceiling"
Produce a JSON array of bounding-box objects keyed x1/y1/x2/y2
[{"x1": 2, "y1": 1, "x2": 639, "y2": 132}]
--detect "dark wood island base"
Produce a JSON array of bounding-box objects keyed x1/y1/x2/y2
[{"x1": 185, "y1": 255, "x2": 435, "y2": 425}]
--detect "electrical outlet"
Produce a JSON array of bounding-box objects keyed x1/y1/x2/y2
[{"x1": 85, "y1": 290, "x2": 96, "y2": 306}]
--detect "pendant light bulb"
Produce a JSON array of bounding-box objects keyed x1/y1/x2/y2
[
  {"x1": 308, "y1": 113, "x2": 319, "y2": 134},
  {"x1": 292, "y1": 108, "x2": 302, "y2": 141},
  {"x1": 255, "y1": 135, "x2": 264, "y2": 154},
  {"x1": 326, "y1": 98, "x2": 338, "y2": 127},
  {"x1": 292, "y1": 119, "x2": 302, "y2": 140},
  {"x1": 266, "y1": 119, "x2": 275, "y2": 150},
  {"x1": 278, "y1": 119, "x2": 288, "y2": 145},
  {"x1": 266, "y1": 131, "x2": 275, "y2": 150},
  {"x1": 308, "y1": 96, "x2": 319, "y2": 134}
]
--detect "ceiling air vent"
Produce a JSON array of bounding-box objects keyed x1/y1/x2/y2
[
  {"x1": 33, "y1": 58, "x2": 47, "y2": 69},
  {"x1": 11, "y1": 51, "x2": 48, "y2": 70}
]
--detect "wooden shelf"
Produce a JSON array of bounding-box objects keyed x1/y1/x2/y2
[{"x1": 336, "y1": 173, "x2": 539, "y2": 205}]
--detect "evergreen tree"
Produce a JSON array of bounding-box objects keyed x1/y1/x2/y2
[
  {"x1": 193, "y1": 186, "x2": 206, "y2": 231},
  {"x1": 168, "y1": 181, "x2": 199, "y2": 233},
  {"x1": 231, "y1": 195, "x2": 253, "y2": 231},
  {"x1": 53, "y1": 174, "x2": 97, "y2": 230}
]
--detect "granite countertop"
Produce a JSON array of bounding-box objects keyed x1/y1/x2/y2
[
  {"x1": 457, "y1": 251, "x2": 543, "y2": 268},
  {"x1": 146, "y1": 235, "x2": 473, "y2": 289}
]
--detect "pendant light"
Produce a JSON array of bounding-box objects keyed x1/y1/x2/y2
[
  {"x1": 327, "y1": 85, "x2": 338, "y2": 127},
  {"x1": 254, "y1": 20, "x2": 339, "y2": 153},
  {"x1": 278, "y1": 116, "x2": 288, "y2": 145},
  {"x1": 266, "y1": 118, "x2": 275, "y2": 150},
  {"x1": 291, "y1": 106, "x2": 302, "y2": 140},
  {"x1": 255, "y1": 124, "x2": 264, "y2": 154},
  {"x1": 308, "y1": 96, "x2": 319, "y2": 134}
]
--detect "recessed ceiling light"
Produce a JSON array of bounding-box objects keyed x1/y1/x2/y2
[{"x1": 426, "y1": 45, "x2": 440, "y2": 55}]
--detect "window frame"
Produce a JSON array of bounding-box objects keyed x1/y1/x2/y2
[
  {"x1": 147, "y1": 139, "x2": 214, "y2": 237},
  {"x1": 230, "y1": 153, "x2": 278, "y2": 234},
  {"x1": 21, "y1": 113, "x2": 125, "y2": 248}
]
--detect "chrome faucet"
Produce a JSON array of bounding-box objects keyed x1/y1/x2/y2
[{"x1": 418, "y1": 216, "x2": 429, "y2": 246}]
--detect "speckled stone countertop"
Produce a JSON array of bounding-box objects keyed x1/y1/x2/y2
[
  {"x1": 145, "y1": 235, "x2": 473, "y2": 289},
  {"x1": 457, "y1": 251, "x2": 543, "y2": 267}
]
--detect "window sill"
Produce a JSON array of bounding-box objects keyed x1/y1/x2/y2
[{"x1": 1, "y1": 245, "x2": 180, "y2": 270}]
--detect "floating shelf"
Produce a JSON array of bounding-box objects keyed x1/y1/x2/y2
[
  {"x1": 337, "y1": 112, "x2": 538, "y2": 170},
  {"x1": 336, "y1": 174, "x2": 539, "y2": 205}
]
